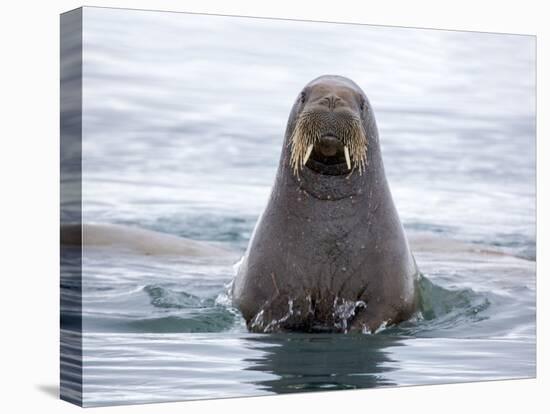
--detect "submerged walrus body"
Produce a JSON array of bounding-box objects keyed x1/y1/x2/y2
[{"x1": 232, "y1": 75, "x2": 419, "y2": 333}]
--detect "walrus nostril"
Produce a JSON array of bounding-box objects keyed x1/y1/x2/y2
[
  {"x1": 317, "y1": 135, "x2": 342, "y2": 157},
  {"x1": 320, "y1": 95, "x2": 342, "y2": 110}
]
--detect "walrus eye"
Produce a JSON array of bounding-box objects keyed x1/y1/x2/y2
[
  {"x1": 359, "y1": 97, "x2": 365, "y2": 112},
  {"x1": 299, "y1": 91, "x2": 306, "y2": 104}
]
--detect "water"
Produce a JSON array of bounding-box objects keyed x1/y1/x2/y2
[{"x1": 64, "y1": 7, "x2": 535, "y2": 407}]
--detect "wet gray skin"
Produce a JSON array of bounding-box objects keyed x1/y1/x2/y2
[{"x1": 232, "y1": 75, "x2": 419, "y2": 333}]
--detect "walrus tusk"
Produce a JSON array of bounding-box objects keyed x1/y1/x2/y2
[
  {"x1": 344, "y1": 146, "x2": 351, "y2": 170},
  {"x1": 303, "y1": 144, "x2": 314, "y2": 165}
]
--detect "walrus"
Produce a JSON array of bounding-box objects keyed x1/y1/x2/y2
[
  {"x1": 60, "y1": 223, "x2": 236, "y2": 259},
  {"x1": 232, "y1": 75, "x2": 420, "y2": 333}
]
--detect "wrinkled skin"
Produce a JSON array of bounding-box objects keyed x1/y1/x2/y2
[{"x1": 232, "y1": 75, "x2": 419, "y2": 333}]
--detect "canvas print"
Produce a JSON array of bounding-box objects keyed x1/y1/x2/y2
[{"x1": 60, "y1": 6, "x2": 536, "y2": 407}]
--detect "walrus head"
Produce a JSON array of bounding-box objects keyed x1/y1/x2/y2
[{"x1": 281, "y1": 75, "x2": 381, "y2": 200}]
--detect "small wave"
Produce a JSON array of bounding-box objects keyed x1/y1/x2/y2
[
  {"x1": 131, "y1": 284, "x2": 242, "y2": 333},
  {"x1": 390, "y1": 275, "x2": 492, "y2": 336},
  {"x1": 416, "y1": 275, "x2": 490, "y2": 321},
  {"x1": 108, "y1": 277, "x2": 494, "y2": 336},
  {"x1": 143, "y1": 284, "x2": 212, "y2": 309},
  {"x1": 124, "y1": 312, "x2": 238, "y2": 333}
]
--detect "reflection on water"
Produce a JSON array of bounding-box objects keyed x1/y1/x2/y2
[
  {"x1": 242, "y1": 333, "x2": 535, "y2": 393},
  {"x1": 62, "y1": 6, "x2": 537, "y2": 407},
  {"x1": 243, "y1": 334, "x2": 400, "y2": 392}
]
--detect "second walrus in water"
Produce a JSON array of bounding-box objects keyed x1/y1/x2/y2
[{"x1": 232, "y1": 75, "x2": 419, "y2": 333}]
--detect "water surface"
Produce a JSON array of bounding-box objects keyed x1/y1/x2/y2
[{"x1": 63, "y1": 7, "x2": 535, "y2": 406}]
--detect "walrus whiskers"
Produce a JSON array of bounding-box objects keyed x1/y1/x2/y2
[{"x1": 289, "y1": 111, "x2": 368, "y2": 175}]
